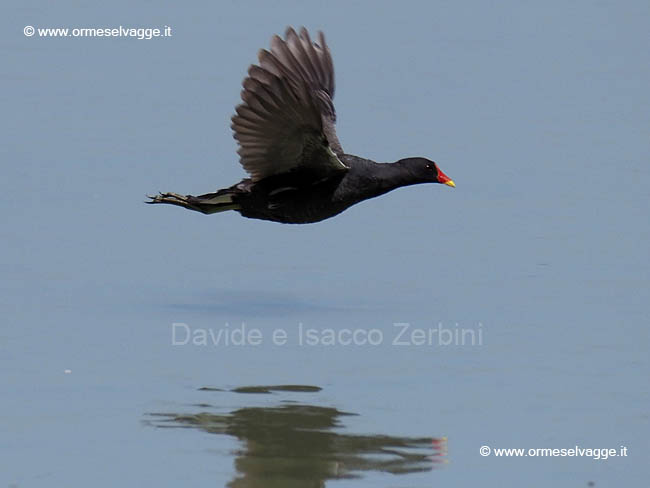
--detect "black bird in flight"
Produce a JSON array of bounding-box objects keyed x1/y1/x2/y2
[{"x1": 148, "y1": 27, "x2": 455, "y2": 224}]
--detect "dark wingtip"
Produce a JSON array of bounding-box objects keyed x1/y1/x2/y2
[{"x1": 284, "y1": 26, "x2": 297, "y2": 40}]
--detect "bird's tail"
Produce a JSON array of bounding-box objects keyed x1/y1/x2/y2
[{"x1": 147, "y1": 188, "x2": 240, "y2": 215}]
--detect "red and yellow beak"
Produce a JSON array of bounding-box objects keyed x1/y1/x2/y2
[{"x1": 437, "y1": 169, "x2": 456, "y2": 188}]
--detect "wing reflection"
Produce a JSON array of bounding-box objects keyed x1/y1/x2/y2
[{"x1": 146, "y1": 386, "x2": 447, "y2": 487}]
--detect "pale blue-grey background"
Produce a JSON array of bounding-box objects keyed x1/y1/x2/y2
[{"x1": 1, "y1": 1, "x2": 648, "y2": 486}]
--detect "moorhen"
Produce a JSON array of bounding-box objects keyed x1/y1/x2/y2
[{"x1": 148, "y1": 27, "x2": 455, "y2": 224}]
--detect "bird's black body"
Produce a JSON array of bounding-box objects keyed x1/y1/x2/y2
[
  {"x1": 193, "y1": 155, "x2": 441, "y2": 224},
  {"x1": 148, "y1": 28, "x2": 454, "y2": 223}
]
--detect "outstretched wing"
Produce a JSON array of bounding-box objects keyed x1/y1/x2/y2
[{"x1": 231, "y1": 27, "x2": 347, "y2": 182}]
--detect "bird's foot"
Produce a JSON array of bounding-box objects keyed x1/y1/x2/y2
[
  {"x1": 147, "y1": 192, "x2": 188, "y2": 205},
  {"x1": 146, "y1": 192, "x2": 204, "y2": 212}
]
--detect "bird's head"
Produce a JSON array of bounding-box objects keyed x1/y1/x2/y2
[{"x1": 398, "y1": 157, "x2": 455, "y2": 187}]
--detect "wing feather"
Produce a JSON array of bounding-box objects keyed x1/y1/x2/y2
[{"x1": 231, "y1": 27, "x2": 346, "y2": 182}]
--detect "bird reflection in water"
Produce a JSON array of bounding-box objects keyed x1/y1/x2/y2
[{"x1": 146, "y1": 385, "x2": 447, "y2": 487}]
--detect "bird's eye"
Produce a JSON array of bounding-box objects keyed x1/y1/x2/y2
[{"x1": 426, "y1": 164, "x2": 433, "y2": 170}]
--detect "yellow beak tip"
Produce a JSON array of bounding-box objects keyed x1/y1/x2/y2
[{"x1": 444, "y1": 180, "x2": 456, "y2": 188}]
